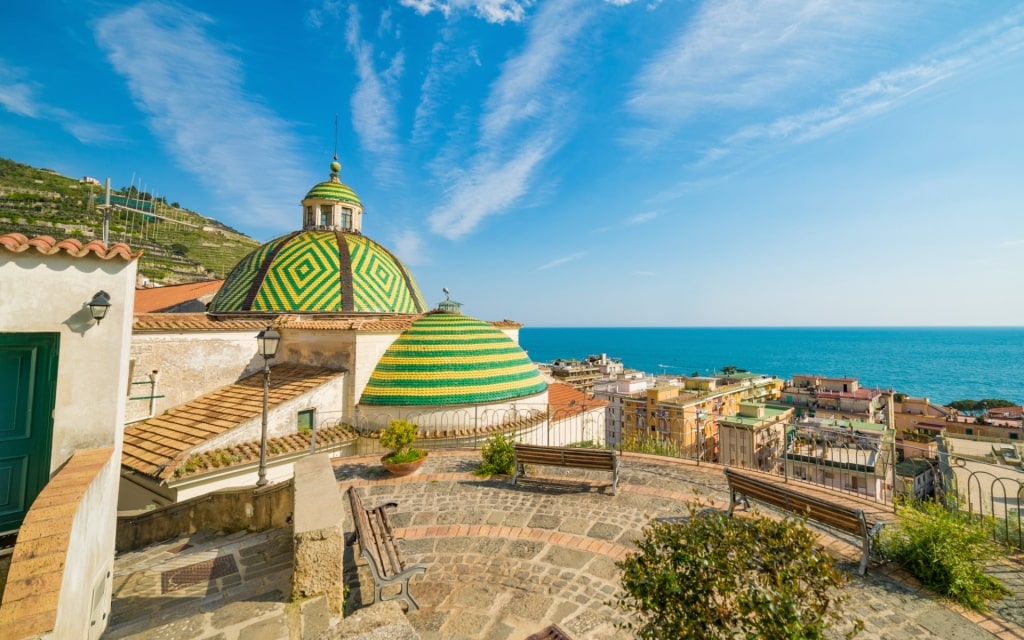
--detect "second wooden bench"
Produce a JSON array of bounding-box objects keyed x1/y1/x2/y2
[{"x1": 513, "y1": 444, "x2": 619, "y2": 495}]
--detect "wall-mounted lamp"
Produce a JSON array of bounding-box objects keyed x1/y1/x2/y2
[{"x1": 88, "y1": 291, "x2": 111, "y2": 324}]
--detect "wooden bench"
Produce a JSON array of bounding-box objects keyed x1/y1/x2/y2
[
  {"x1": 346, "y1": 486, "x2": 426, "y2": 611},
  {"x1": 513, "y1": 444, "x2": 619, "y2": 495},
  {"x1": 723, "y1": 467, "x2": 884, "y2": 576}
]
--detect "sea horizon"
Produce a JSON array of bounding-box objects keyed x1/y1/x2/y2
[{"x1": 518, "y1": 326, "x2": 1024, "y2": 406}]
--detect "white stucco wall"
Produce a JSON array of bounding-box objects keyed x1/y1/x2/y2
[
  {"x1": 0, "y1": 250, "x2": 136, "y2": 471},
  {"x1": 128, "y1": 329, "x2": 263, "y2": 423},
  {"x1": 52, "y1": 454, "x2": 119, "y2": 640},
  {"x1": 356, "y1": 390, "x2": 550, "y2": 433}
]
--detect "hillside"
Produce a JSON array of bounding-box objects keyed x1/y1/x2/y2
[{"x1": 0, "y1": 157, "x2": 260, "y2": 284}]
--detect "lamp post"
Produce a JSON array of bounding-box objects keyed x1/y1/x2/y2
[{"x1": 256, "y1": 327, "x2": 281, "y2": 487}]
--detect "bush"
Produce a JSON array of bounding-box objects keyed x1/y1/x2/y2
[
  {"x1": 476, "y1": 432, "x2": 516, "y2": 476},
  {"x1": 617, "y1": 501, "x2": 858, "y2": 640},
  {"x1": 879, "y1": 500, "x2": 1010, "y2": 611},
  {"x1": 379, "y1": 419, "x2": 423, "y2": 463}
]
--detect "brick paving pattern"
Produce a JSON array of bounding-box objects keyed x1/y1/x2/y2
[{"x1": 104, "y1": 451, "x2": 1024, "y2": 639}]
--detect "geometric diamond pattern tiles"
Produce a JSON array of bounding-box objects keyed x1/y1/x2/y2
[{"x1": 207, "y1": 230, "x2": 426, "y2": 314}]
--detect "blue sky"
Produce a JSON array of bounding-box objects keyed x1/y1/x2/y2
[{"x1": 2, "y1": 1, "x2": 1024, "y2": 327}]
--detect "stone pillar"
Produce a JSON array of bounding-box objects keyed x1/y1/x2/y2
[{"x1": 291, "y1": 454, "x2": 345, "y2": 617}]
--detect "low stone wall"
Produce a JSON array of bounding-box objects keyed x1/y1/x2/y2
[
  {"x1": 291, "y1": 454, "x2": 346, "y2": 616},
  {"x1": 115, "y1": 481, "x2": 293, "y2": 553}
]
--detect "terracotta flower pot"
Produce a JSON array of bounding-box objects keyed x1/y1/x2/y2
[{"x1": 381, "y1": 451, "x2": 428, "y2": 477}]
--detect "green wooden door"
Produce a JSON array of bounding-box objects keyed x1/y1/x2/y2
[{"x1": 0, "y1": 333, "x2": 58, "y2": 533}]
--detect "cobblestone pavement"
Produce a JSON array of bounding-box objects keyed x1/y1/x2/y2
[{"x1": 104, "y1": 451, "x2": 1024, "y2": 639}]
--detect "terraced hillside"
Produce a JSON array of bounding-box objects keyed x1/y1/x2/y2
[{"x1": 0, "y1": 157, "x2": 260, "y2": 284}]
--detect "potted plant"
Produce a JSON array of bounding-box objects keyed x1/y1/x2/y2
[{"x1": 379, "y1": 419, "x2": 427, "y2": 476}]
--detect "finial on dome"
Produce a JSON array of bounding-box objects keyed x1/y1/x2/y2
[{"x1": 330, "y1": 154, "x2": 341, "y2": 180}]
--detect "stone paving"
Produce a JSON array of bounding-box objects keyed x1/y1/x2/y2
[{"x1": 105, "y1": 451, "x2": 1024, "y2": 639}]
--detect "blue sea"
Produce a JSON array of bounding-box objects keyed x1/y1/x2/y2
[{"x1": 518, "y1": 327, "x2": 1024, "y2": 406}]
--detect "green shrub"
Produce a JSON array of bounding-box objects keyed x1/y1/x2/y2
[
  {"x1": 379, "y1": 419, "x2": 423, "y2": 463},
  {"x1": 617, "y1": 501, "x2": 858, "y2": 640},
  {"x1": 879, "y1": 500, "x2": 1011, "y2": 611},
  {"x1": 476, "y1": 432, "x2": 516, "y2": 476}
]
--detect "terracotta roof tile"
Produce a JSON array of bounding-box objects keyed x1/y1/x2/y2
[
  {"x1": 133, "y1": 313, "x2": 270, "y2": 331},
  {"x1": 548, "y1": 382, "x2": 607, "y2": 420},
  {"x1": 489, "y1": 319, "x2": 523, "y2": 328},
  {"x1": 121, "y1": 364, "x2": 345, "y2": 479},
  {"x1": 169, "y1": 424, "x2": 357, "y2": 480},
  {"x1": 0, "y1": 233, "x2": 142, "y2": 261},
  {"x1": 134, "y1": 280, "x2": 224, "y2": 313},
  {"x1": 276, "y1": 314, "x2": 420, "y2": 332}
]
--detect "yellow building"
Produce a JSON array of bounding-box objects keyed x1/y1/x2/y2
[{"x1": 718, "y1": 403, "x2": 794, "y2": 471}]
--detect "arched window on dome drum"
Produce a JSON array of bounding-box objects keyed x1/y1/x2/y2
[
  {"x1": 305, "y1": 206, "x2": 314, "y2": 227},
  {"x1": 320, "y1": 204, "x2": 332, "y2": 227},
  {"x1": 341, "y1": 207, "x2": 353, "y2": 229}
]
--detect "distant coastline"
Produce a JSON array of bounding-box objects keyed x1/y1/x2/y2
[{"x1": 519, "y1": 326, "x2": 1024, "y2": 405}]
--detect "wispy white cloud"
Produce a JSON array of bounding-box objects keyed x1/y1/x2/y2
[
  {"x1": 628, "y1": 210, "x2": 658, "y2": 224},
  {"x1": 393, "y1": 229, "x2": 428, "y2": 266},
  {"x1": 428, "y1": 0, "x2": 597, "y2": 240},
  {"x1": 399, "y1": 0, "x2": 533, "y2": 24},
  {"x1": 95, "y1": 2, "x2": 306, "y2": 231},
  {"x1": 345, "y1": 3, "x2": 404, "y2": 182},
  {"x1": 0, "y1": 60, "x2": 120, "y2": 144},
  {"x1": 628, "y1": 0, "x2": 896, "y2": 128},
  {"x1": 700, "y1": 7, "x2": 1024, "y2": 163},
  {"x1": 412, "y1": 36, "x2": 480, "y2": 145},
  {"x1": 538, "y1": 251, "x2": 587, "y2": 271},
  {"x1": 307, "y1": 0, "x2": 342, "y2": 29}
]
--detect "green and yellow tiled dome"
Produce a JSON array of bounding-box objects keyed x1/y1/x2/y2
[
  {"x1": 360, "y1": 312, "x2": 548, "y2": 406},
  {"x1": 208, "y1": 230, "x2": 426, "y2": 313},
  {"x1": 304, "y1": 173, "x2": 362, "y2": 207}
]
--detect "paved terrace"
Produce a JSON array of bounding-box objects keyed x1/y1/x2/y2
[{"x1": 104, "y1": 452, "x2": 1024, "y2": 639}]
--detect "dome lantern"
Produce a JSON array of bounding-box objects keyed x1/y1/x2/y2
[{"x1": 301, "y1": 155, "x2": 364, "y2": 233}]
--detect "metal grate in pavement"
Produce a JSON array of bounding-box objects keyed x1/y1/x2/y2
[{"x1": 161, "y1": 554, "x2": 238, "y2": 593}]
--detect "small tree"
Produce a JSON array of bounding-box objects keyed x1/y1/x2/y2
[
  {"x1": 475, "y1": 432, "x2": 516, "y2": 476},
  {"x1": 379, "y1": 419, "x2": 423, "y2": 463},
  {"x1": 617, "y1": 502, "x2": 858, "y2": 639}
]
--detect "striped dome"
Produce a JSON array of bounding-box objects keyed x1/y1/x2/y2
[
  {"x1": 360, "y1": 312, "x2": 548, "y2": 406},
  {"x1": 208, "y1": 230, "x2": 425, "y2": 314},
  {"x1": 304, "y1": 176, "x2": 362, "y2": 207}
]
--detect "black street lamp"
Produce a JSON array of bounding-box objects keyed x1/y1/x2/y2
[{"x1": 256, "y1": 327, "x2": 281, "y2": 487}]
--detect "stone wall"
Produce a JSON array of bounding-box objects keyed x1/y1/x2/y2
[{"x1": 115, "y1": 481, "x2": 293, "y2": 553}]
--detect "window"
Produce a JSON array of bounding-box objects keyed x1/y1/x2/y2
[
  {"x1": 966, "y1": 428, "x2": 973, "y2": 436},
  {"x1": 305, "y1": 206, "x2": 314, "y2": 227},
  {"x1": 341, "y1": 207, "x2": 353, "y2": 229},
  {"x1": 320, "y1": 205, "x2": 332, "y2": 226},
  {"x1": 298, "y1": 409, "x2": 314, "y2": 433}
]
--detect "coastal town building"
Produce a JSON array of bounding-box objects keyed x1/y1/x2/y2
[
  {"x1": 718, "y1": 402, "x2": 794, "y2": 471},
  {"x1": 785, "y1": 416, "x2": 895, "y2": 500},
  {"x1": 608, "y1": 374, "x2": 783, "y2": 461},
  {"x1": 779, "y1": 374, "x2": 886, "y2": 422},
  {"x1": 894, "y1": 457, "x2": 937, "y2": 500},
  {"x1": 548, "y1": 358, "x2": 601, "y2": 391}
]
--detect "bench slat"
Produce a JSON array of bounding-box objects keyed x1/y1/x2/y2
[{"x1": 513, "y1": 444, "x2": 619, "y2": 495}]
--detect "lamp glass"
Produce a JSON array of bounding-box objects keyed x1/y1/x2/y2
[
  {"x1": 88, "y1": 291, "x2": 111, "y2": 322},
  {"x1": 256, "y1": 328, "x2": 281, "y2": 359}
]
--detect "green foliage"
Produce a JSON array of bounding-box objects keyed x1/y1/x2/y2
[
  {"x1": 617, "y1": 501, "x2": 857, "y2": 639},
  {"x1": 720, "y1": 365, "x2": 738, "y2": 375},
  {"x1": 475, "y1": 432, "x2": 516, "y2": 476},
  {"x1": 894, "y1": 392, "x2": 908, "y2": 402},
  {"x1": 949, "y1": 398, "x2": 1018, "y2": 413},
  {"x1": 879, "y1": 500, "x2": 1011, "y2": 611},
  {"x1": 380, "y1": 419, "x2": 423, "y2": 463},
  {"x1": 622, "y1": 431, "x2": 683, "y2": 457}
]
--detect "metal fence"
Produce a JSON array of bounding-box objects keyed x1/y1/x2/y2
[{"x1": 313, "y1": 405, "x2": 1024, "y2": 547}]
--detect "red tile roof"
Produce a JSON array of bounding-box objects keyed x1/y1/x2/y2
[
  {"x1": 277, "y1": 314, "x2": 420, "y2": 332},
  {"x1": 170, "y1": 424, "x2": 357, "y2": 480},
  {"x1": 548, "y1": 382, "x2": 607, "y2": 420},
  {"x1": 0, "y1": 233, "x2": 142, "y2": 261},
  {"x1": 135, "y1": 280, "x2": 224, "y2": 313},
  {"x1": 121, "y1": 364, "x2": 346, "y2": 479},
  {"x1": 489, "y1": 319, "x2": 524, "y2": 328},
  {"x1": 133, "y1": 313, "x2": 270, "y2": 332}
]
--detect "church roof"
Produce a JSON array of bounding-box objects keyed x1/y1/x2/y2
[
  {"x1": 207, "y1": 230, "x2": 425, "y2": 314},
  {"x1": 303, "y1": 159, "x2": 362, "y2": 207},
  {"x1": 360, "y1": 311, "x2": 547, "y2": 406}
]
